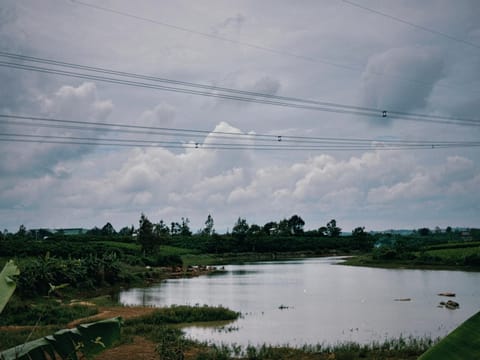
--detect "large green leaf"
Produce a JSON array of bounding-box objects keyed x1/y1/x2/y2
[
  {"x1": 0, "y1": 317, "x2": 122, "y2": 360},
  {"x1": 0, "y1": 260, "x2": 20, "y2": 313}
]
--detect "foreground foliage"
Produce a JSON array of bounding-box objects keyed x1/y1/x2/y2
[
  {"x1": 0, "y1": 300, "x2": 98, "y2": 326},
  {"x1": 0, "y1": 261, "x2": 122, "y2": 360},
  {"x1": 0, "y1": 261, "x2": 19, "y2": 313},
  {"x1": 418, "y1": 310, "x2": 480, "y2": 360},
  {"x1": 0, "y1": 317, "x2": 122, "y2": 360}
]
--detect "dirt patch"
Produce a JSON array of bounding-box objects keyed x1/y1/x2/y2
[
  {"x1": 68, "y1": 306, "x2": 157, "y2": 328},
  {"x1": 95, "y1": 336, "x2": 158, "y2": 360}
]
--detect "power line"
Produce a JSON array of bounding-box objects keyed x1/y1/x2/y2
[
  {"x1": 1, "y1": 114, "x2": 478, "y2": 151},
  {"x1": 0, "y1": 51, "x2": 376, "y2": 113},
  {"x1": 68, "y1": 0, "x2": 475, "y2": 93},
  {"x1": 1, "y1": 134, "x2": 477, "y2": 151},
  {"x1": 341, "y1": 0, "x2": 480, "y2": 50},
  {"x1": 1, "y1": 56, "x2": 479, "y2": 127}
]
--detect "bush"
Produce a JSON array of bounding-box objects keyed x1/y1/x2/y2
[
  {"x1": 16, "y1": 254, "x2": 123, "y2": 298},
  {"x1": 127, "y1": 305, "x2": 239, "y2": 326},
  {"x1": 143, "y1": 254, "x2": 183, "y2": 267},
  {"x1": 0, "y1": 301, "x2": 98, "y2": 326}
]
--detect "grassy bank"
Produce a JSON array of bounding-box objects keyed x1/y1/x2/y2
[
  {"x1": 418, "y1": 310, "x2": 480, "y2": 360},
  {"x1": 342, "y1": 250, "x2": 480, "y2": 271},
  {"x1": 1, "y1": 300, "x2": 437, "y2": 359}
]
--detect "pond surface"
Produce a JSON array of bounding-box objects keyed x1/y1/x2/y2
[{"x1": 119, "y1": 257, "x2": 480, "y2": 346}]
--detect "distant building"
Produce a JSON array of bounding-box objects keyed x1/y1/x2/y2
[
  {"x1": 54, "y1": 228, "x2": 88, "y2": 236},
  {"x1": 461, "y1": 231, "x2": 472, "y2": 242}
]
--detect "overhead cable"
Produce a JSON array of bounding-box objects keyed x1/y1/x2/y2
[
  {"x1": 1, "y1": 114, "x2": 479, "y2": 151},
  {"x1": 341, "y1": 0, "x2": 480, "y2": 50},
  {"x1": 69, "y1": 0, "x2": 475, "y2": 93},
  {"x1": 0, "y1": 56, "x2": 479, "y2": 127}
]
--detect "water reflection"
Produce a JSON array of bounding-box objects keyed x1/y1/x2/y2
[{"x1": 119, "y1": 257, "x2": 480, "y2": 346}]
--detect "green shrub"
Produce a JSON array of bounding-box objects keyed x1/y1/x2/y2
[
  {"x1": 127, "y1": 305, "x2": 239, "y2": 326},
  {"x1": 0, "y1": 301, "x2": 98, "y2": 326}
]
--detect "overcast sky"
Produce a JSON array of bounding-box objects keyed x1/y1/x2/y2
[{"x1": 1, "y1": 0, "x2": 479, "y2": 233}]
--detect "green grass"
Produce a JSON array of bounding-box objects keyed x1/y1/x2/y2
[
  {"x1": 423, "y1": 241, "x2": 480, "y2": 251},
  {"x1": 160, "y1": 245, "x2": 201, "y2": 257},
  {"x1": 0, "y1": 326, "x2": 60, "y2": 351},
  {"x1": 93, "y1": 240, "x2": 141, "y2": 251},
  {"x1": 423, "y1": 246, "x2": 479, "y2": 260},
  {"x1": 418, "y1": 310, "x2": 480, "y2": 360},
  {"x1": 0, "y1": 299, "x2": 98, "y2": 326},
  {"x1": 126, "y1": 305, "x2": 239, "y2": 326},
  {"x1": 181, "y1": 336, "x2": 435, "y2": 359}
]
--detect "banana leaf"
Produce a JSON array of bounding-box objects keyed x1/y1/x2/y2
[
  {"x1": 0, "y1": 260, "x2": 20, "y2": 313},
  {"x1": 0, "y1": 317, "x2": 122, "y2": 360}
]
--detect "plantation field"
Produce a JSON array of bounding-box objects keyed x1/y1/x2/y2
[
  {"x1": 424, "y1": 246, "x2": 480, "y2": 261},
  {"x1": 93, "y1": 242, "x2": 200, "y2": 257}
]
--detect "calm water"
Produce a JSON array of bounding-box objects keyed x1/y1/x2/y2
[{"x1": 119, "y1": 257, "x2": 480, "y2": 346}]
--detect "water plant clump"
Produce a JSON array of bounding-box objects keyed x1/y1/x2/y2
[{"x1": 187, "y1": 336, "x2": 437, "y2": 359}]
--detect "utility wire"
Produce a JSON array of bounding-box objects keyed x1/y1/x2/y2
[
  {"x1": 1, "y1": 134, "x2": 477, "y2": 151},
  {"x1": 0, "y1": 51, "x2": 376, "y2": 113},
  {"x1": 1, "y1": 114, "x2": 478, "y2": 150},
  {"x1": 1, "y1": 58, "x2": 479, "y2": 127},
  {"x1": 69, "y1": 0, "x2": 475, "y2": 93},
  {"x1": 341, "y1": 0, "x2": 480, "y2": 50}
]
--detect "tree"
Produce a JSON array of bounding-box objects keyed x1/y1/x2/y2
[
  {"x1": 138, "y1": 213, "x2": 158, "y2": 255},
  {"x1": 352, "y1": 226, "x2": 366, "y2": 238},
  {"x1": 170, "y1": 222, "x2": 181, "y2": 235},
  {"x1": 87, "y1": 226, "x2": 102, "y2": 236},
  {"x1": 232, "y1": 217, "x2": 249, "y2": 239},
  {"x1": 418, "y1": 227, "x2": 431, "y2": 236},
  {"x1": 180, "y1": 217, "x2": 192, "y2": 236},
  {"x1": 202, "y1": 214, "x2": 215, "y2": 236},
  {"x1": 318, "y1": 226, "x2": 328, "y2": 237},
  {"x1": 288, "y1": 215, "x2": 305, "y2": 235},
  {"x1": 101, "y1": 222, "x2": 116, "y2": 236},
  {"x1": 326, "y1": 219, "x2": 341, "y2": 237},
  {"x1": 263, "y1": 221, "x2": 278, "y2": 235},
  {"x1": 154, "y1": 220, "x2": 170, "y2": 237},
  {"x1": 277, "y1": 219, "x2": 290, "y2": 235},
  {"x1": 247, "y1": 224, "x2": 262, "y2": 236},
  {"x1": 16, "y1": 224, "x2": 27, "y2": 238},
  {"x1": 119, "y1": 226, "x2": 134, "y2": 236}
]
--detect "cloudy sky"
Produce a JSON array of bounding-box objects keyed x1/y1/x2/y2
[{"x1": 1, "y1": 0, "x2": 479, "y2": 233}]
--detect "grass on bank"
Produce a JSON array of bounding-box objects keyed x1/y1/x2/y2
[
  {"x1": 418, "y1": 310, "x2": 480, "y2": 360},
  {"x1": 0, "y1": 295, "x2": 439, "y2": 360},
  {"x1": 0, "y1": 298, "x2": 99, "y2": 326},
  {"x1": 120, "y1": 305, "x2": 435, "y2": 360}
]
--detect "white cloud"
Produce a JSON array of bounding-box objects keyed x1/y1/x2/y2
[
  {"x1": 1, "y1": 1, "x2": 479, "y2": 231},
  {"x1": 360, "y1": 47, "x2": 445, "y2": 114},
  {"x1": 39, "y1": 82, "x2": 113, "y2": 121}
]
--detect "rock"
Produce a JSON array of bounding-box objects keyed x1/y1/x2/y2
[{"x1": 445, "y1": 300, "x2": 460, "y2": 309}]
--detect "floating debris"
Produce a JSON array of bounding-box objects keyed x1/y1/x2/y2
[
  {"x1": 438, "y1": 292, "x2": 456, "y2": 297},
  {"x1": 445, "y1": 300, "x2": 460, "y2": 309},
  {"x1": 394, "y1": 298, "x2": 411, "y2": 301},
  {"x1": 438, "y1": 300, "x2": 460, "y2": 309}
]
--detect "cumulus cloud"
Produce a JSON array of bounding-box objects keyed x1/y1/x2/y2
[
  {"x1": 38, "y1": 82, "x2": 113, "y2": 121},
  {"x1": 1, "y1": 1, "x2": 479, "y2": 232},
  {"x1": 211, "y1": 13, "x2": 246, "y2": 36},
  {"x1": 0, "y1": 82, "x2": 113, "y2": 178},
  {"x1": 139, "y1": 103, "x2": 176, "y2": 127},
  {"x1": 360, "y1": 47, "x2": 446, "y2": 119}
]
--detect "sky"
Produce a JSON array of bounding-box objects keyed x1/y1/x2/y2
[{"x1": 0, "y1": 0, "x2": 479, "y2": 233}]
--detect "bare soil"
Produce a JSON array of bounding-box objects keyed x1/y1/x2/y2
[{"x1": 67, "y1": 305, "x2": 156, "y2": 328}]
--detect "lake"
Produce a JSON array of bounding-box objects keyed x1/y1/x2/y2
[{"x1": 119, "y1": 257, "x2": 480, "y2": 346}]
